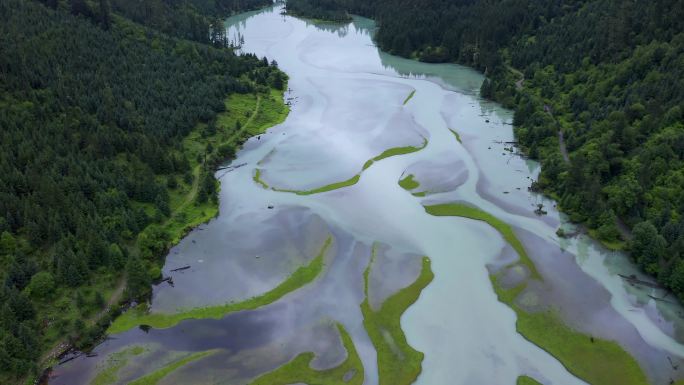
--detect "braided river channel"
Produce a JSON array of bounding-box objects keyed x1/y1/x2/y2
[{"x1": 50, "y1": 5, "x2": 684, "y2": 385}]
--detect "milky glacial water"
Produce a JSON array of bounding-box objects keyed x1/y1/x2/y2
[{"x1": 49, "y1": 5, "x2": 684, "y2": 385}]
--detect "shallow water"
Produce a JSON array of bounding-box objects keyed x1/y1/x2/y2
[{"x1": 50, "y1": 6, "x2": 684, "y2": 385}]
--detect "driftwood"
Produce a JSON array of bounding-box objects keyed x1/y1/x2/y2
[
  {"x1": 668, "y1": 356, "x2": 679, "y2": 370},
  {"x1": 649, "y1": 294, "x2": 677, "y2": 305},
  {"x1": 557, "y1": 228, "x2": 582, "y2": 238},
  {"x1": 170, "y1": 265, "x2": 191, "y2": 272},
  {"x1": 618, "y1": 274, "x2": 663, "y2": 289},
  {"x1": 216, "y1": 162, "x2": 247, "y2": 171},
  {"x1": 58, "y1": 353, "x2": 81, "y2": 365}
]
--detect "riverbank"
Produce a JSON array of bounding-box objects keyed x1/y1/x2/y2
[
  {"x1": 107, "y1": 236, "x2": 329, "y2": 333},
  {"x1": 31, "y1": 86, "x2": 289, "y2": 384}
]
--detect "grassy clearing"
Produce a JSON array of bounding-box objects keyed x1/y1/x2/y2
[
  {"x1": 403, "y1": 90, "x2": 416, "y2": 105},
  {"x1": 161, "y1": 87, "x2": 288, "y2": 243},
  {"x1": 423, "y1": 203, "x2": 540, "y2": 279},
  {"x1": 135, "y1": 88, "x2": 288, "y2": 258},
  {"x1": 90, "y1": 346, "x2": 147, "y2": 385},
  {"x1": 249, "y1": 324, "x2": 363, "y2": 385},
  {"x1": 362, "y1": 253, "x2": 434, "y2": 385},
  {"x1": 127, "y1": 350, "x2": 216, "y2": 385},
  {"x1": 517, "y1": 376, "x2": 542, "y2": 385},
  {"x1": 449, "y1": 128, "x2": 462, "y2": 143},
  {"x1": 423, "y1": 202, "x2": 647, "y2": 385},
  {"x1": 108, "y1": 237, "x2": 331, "y2": 334},
  {"x1": 398, "y1": 174, "x2": 420, "y2": 190}
]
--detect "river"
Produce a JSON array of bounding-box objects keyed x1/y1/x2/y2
[{"x1": 49, "y1": 5, "x2": 684, "y2": 385}]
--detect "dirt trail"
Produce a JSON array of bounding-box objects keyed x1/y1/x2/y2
[
  {"x1": 507, "y1": 65, "x2": 524, "y2": 91},
  {"x1": 558, "y1": 130, "x2": 570, "y2": 163}
]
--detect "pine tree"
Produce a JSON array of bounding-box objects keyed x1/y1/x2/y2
[
  {"x1": 125, "y1": 255, "x2": 150, "y2": 300},
  {"x1": 99, "y1": 0, "x2": 111, "y2": 30}
]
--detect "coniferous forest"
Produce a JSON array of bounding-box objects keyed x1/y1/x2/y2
[
  {"x1": 287, "y1": 0, "x2": 684, "y2": 304},
  {"x1": 0, "y1": 0, "x2": 279, "y2": 381},
  {"x1": 3, "y1": 0, "x2": 684, "y2": 383}
]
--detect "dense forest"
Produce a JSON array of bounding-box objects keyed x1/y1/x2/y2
[
  {"x1": 109, "y1": 0, "x2": 273, "y2": 45},
  {"x1": 287, "y1": 0, "x2": 684, "y2": 300},
  {"x1": 0, "y1": 0, "x2": 282, "y2": 381},
  {"x1": 286, "y1": 0, "x2": 351, "y2": 22}
]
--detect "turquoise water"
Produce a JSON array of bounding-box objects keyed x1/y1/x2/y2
[{"x1": 48, "y1": 5, "x2": 684, "y2": 385}]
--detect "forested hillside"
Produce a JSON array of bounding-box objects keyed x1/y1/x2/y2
[
  {"x1": 0, "y1": 0, "x2": 283, "y2": 381},
  {"x1": 286, "y1": 0, "x2": 351, "y2": 22},
  {"x1": 286, "y1": 0, "x2": 684, "y2": 300},
  {"x1": 109, "y1": 0, "x2": 272, "y2": 45}
]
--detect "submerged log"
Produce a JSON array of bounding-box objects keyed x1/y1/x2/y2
[
  {"x1": 216, "y1": 162, "x2": 247, "y2": 171},
  {"x1": 618, "y1": 274, "x2": 663, "y2": 289},
  {"x1": 58, "y1": 353, "x2": 81, "y2": 365},
  {"x1": 668, "y1": 356, "x2": 679, "y2": 370},
  {"x1": 170, "y1": 265, "x2": 191, "y2": 272},
  {"x1": 649, "y1": 294, "x2": 677, "y2": 305}
]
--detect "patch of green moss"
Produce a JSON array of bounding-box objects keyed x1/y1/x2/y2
[
  {"x1": 253, "y1": 168, "x2": 270, "y2": 189},
  {"x1": 90, "y1": 346, "x2": 147, "y2": 385},
  {"x1": 398, "y1": 174, "x2": 420, "y2": 190},
  {"x1": 249, "y1": 324, "x2": 363, "y2": 385},
  {"x1": 449, "y1": 128, "x2": 462, "y2": 143},
  {"x1": 403, "y1": 90, "x2": 416, "y2": 105},
  {"x1": 362, "y1": 252, "x2": 434, "y2": 385},
  {"x1": 371, "y1": 139, "x2": 428, "y2": 163},
  {"x1": 108, "y1": 237, "x2": 332, "y2": 334},
  {"x1": 295, "y1": 175, "x2": 361, "y2": 195},
  {"x1": 517, "y1": 375, "x2": 543, "y2": 385}
]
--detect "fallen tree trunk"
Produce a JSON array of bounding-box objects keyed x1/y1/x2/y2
[{"x1": 619, "y1": 274, "x2": 663, "y2": 289}]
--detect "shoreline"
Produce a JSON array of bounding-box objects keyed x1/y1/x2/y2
[{"x1": 34, "y1": 86, "x2": 290, "y2": 385}]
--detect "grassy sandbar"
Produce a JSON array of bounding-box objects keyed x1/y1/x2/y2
[
  {"x1": 362, "y1": 253, "x2": 434, "y2": 385},
  {"x1": 108, "y1": 237, "x2": 331, "y2": 334},
  {"x1": 423, "y1": 202, "x2": 648, "y2": 385},
  {"x1": 249, "y1": 324, "x2": 363, "y2": 385}
]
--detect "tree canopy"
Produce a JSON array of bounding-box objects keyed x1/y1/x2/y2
[{"x1": 0, "y1": 0, "x2": 281, "y2": 380}]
